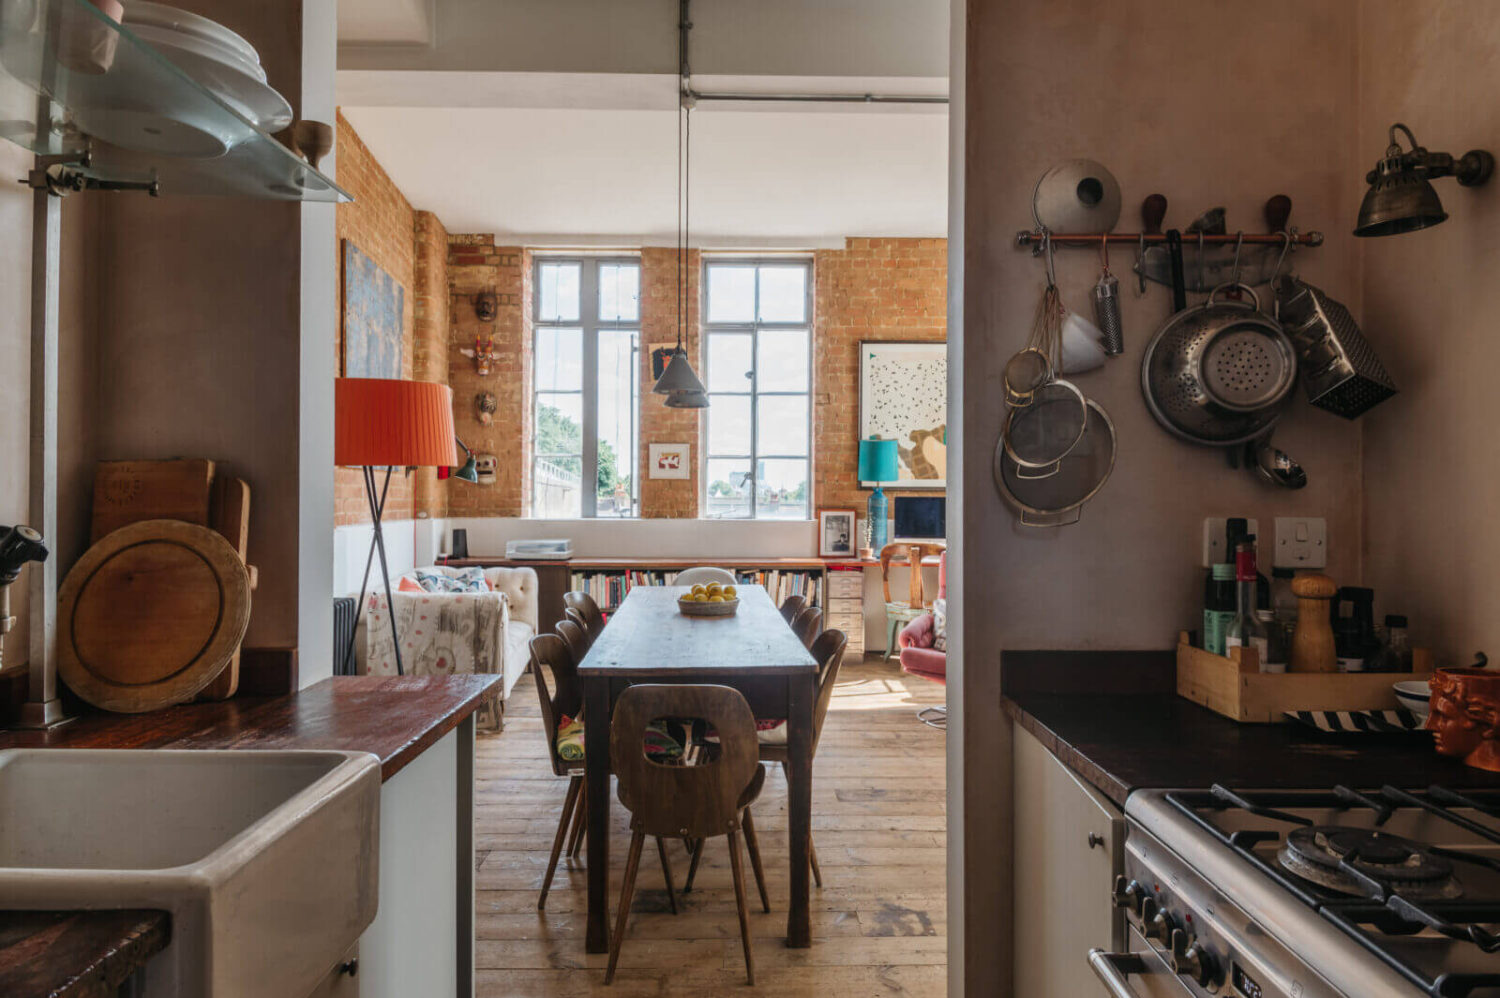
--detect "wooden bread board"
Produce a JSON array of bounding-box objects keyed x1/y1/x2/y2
[
  {"x1": 91, "y1": 460, "x2": 215, "y2": 542},
  {"x1": 197, "y1": 475, "x2": 251, "y2": 701},
  {"x1": 1176, "y1": 632, "x2": 1433, "y2": 723}
]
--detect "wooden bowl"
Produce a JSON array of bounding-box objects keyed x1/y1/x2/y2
[{"x1": 678, "y1": 596, "x2": 740, "y2": 617}]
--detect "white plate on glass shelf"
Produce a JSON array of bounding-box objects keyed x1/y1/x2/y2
[
  {"x1": 70, "y1": 104, "x2": 234, "y2": 158},
  {"x1": 123, "y1": 25, "x2": 292, "y2": 132},
  {"x1": 120, "y1": 1, "x2": 260, "y2": 66},
  {"x1": 125, "y1": 21, "x2": 264, "y2": 82}
]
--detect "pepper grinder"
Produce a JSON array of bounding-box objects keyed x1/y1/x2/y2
[{"x1": 1290, "y1": 573, "x2": 1337, "y2": 673}]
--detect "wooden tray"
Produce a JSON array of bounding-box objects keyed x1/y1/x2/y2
[
  {"x1": 678, "y1": 597, "x2": 740, "y2": 617},
  {"x1": 1176, "y1": 632, "x2": 1433, "y2": 724}
]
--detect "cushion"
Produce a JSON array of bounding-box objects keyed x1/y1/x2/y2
[
  {"x1": 416, "y1": 567, "x2": 490, "y2": 594},
  {"x1": 397, "y1": 576, "x2": 425, "y2": 593},
  {"x1": 932, "y1": 597, "x2": 947, "y2": 652},
  {"x1": 554, "y1": 715, "x2": 685, "y2": 762},
  {"x1": 704, "y1": 719, "x2": 788, "y2": 745}
]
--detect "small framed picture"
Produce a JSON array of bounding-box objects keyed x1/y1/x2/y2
[
  {"x1": 649, "y1": 443, "x2": 690, "y2": 480},
  {"x1": 818, "y1": 508, "x2": 858, "y2": 559}
]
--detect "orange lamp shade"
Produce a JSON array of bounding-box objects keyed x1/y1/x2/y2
[{"x1": 335, "y1": 378, "x2": 458, "y2": 467}]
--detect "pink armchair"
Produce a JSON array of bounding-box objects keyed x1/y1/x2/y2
[{"x1": 897, "y1": 552, "x2": 946, "y2": 727}]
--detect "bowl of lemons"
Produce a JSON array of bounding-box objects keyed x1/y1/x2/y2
[{"x1": 678, "y1": 582, "x2": 740, "y2": 617}]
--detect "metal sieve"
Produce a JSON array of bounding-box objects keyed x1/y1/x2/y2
[{"x1": 995, "y1": 399, "x2": 1116, "y2": 527}]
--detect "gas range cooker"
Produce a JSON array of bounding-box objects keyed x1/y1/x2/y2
[{"x1": 1096, "y1": 785, "x2": 1500, "y2": 998}]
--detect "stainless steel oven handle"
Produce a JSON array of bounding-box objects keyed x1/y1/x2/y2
[{"x1": 1088, "y1": 949, "x2": 1149, "y2": 998}]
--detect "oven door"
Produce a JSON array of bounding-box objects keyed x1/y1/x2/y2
[{"x1": 1089, "y1": 927, "x2": 1193, "y2": 997}]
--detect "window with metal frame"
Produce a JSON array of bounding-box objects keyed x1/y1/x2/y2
[
  {"x1": 532, "y1": 258, "x2": 640, "y2": 518},
  {"x1": 702, "y1": 259, "x2": 813, "y2": 520}
]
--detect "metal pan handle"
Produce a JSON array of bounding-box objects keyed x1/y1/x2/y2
[
  {"x1": 1020, "y1": 507, "x2": 1083, "y2": 528},
  {"x1": 1088, "y1": 949, "x2": 1148, "y2": 998}
]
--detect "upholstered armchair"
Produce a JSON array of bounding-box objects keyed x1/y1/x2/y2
[{"x1": 897, "y1": 551, "x2": 946, "y2": 727}]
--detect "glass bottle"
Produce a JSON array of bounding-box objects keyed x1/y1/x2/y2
[
  {"x1": 1202, "y1": 563, "x2": 1236, "y2": 655},
  {"x1": 1226, "y1": 518, "x2": 1271, "y2": 612},
  {"x1": 1258, "y1": 608, "x2": 1288, "y2": 673},
  {"x1": 1225, "y1": 537, "x2": 1270, "y2": 669}
]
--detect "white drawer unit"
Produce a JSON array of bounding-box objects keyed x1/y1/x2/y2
[{"x1": 824, "y1": 568, "x2": 865, "y2": 656}]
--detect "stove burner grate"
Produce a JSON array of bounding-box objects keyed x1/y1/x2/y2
[{"x1": 1278, "y1": 825, "x2": 1463, "y2": 900}]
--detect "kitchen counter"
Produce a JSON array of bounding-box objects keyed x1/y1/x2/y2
[
  {"x1": 0, "y1": 910, "x2": 170, "y2": 998},
  {"x1": 0, "y1": 674, "x2": 500, "y2": 781},
  {"x1": 1004, "y1": 691, "x2": 1500, "y2": 808},
  {"x1": 0, "y1": 674, "x2": 499, "y2": 993}
]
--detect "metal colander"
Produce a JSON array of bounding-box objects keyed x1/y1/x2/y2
[{"x1": 1141, "y1": 283, "x2": 1296, "y2": 446}]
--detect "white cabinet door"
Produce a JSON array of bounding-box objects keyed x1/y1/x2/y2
[{"x1": 1012, "y1": 726, "x2": 1125, "y2": 998}]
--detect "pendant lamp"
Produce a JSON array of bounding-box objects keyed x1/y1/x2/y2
[{"x1": 653, "y1": 77, "x2": 707, "y2": 407}]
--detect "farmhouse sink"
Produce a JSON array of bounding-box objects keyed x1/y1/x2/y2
[{"x1": 0, "y1": 748, "x2": 380, "y2": 998}]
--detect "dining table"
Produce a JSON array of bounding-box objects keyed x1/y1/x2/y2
[{"x1": 577, "y1": 583, "x2": 819, "y2": 953}]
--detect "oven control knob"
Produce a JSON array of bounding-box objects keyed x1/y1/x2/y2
[
  {"x1": 1170, "y1": 928, "x2": 1219, "y2": 988},
  {"x1": 1112, "y1": 876, "x2": 1148, "y2": 915},
  {"x1": 1141, "y1": 898, "x2": 1176, "y2": 943}
]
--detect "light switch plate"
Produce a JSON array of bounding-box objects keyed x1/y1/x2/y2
[
  {"x1": 1274, "y1": 517, "x2": 1327, "y2": 569},
  {"x1": 1202, "y1": 517, "x2": 1259, "y2": 568}
]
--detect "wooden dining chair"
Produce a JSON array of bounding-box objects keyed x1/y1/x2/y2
[
  {"x1": 563, "y1": 590, "x2": 607, "y2": 640},
  {"x1": 531, "y1": 634, "x2": 679, "y2": 912},
  {"x1": 553, "y1": 618, "x2": 593, "y2": 861},
  {"x1": 674, "y1": 566, "x2": 737, "y2": 588},
  {"x1": 778, "y1": 593, "x2": 807, "y2": 624},
  {"x1": 791, "y1": 605, "x2": 822, "y2": 649},
  {"x1": 879, "y1": 540, "x2": 947, "y2": 662},
  {"x1": 757, "y1": 628, "x2": 848, "y2": 889},
  {"x1": 606, "y1": 684, "x2": 767, "y2": 986}
]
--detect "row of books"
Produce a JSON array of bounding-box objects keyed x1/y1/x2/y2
[{"x1": 566, "y1": 568, "x2": 822, "y2": 611}]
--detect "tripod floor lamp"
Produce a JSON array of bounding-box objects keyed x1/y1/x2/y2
[{"x1": 335, "y1": 378, "x2": 458, "y2": 676}]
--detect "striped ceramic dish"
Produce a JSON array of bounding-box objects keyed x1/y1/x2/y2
[{"x1": 1283, "y1": 709, "x2": 1428, "y2": 735}]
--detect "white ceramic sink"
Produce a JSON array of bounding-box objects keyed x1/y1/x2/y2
[{"x1": 0, "y1": 748, "x2": 381, "y2": 998}]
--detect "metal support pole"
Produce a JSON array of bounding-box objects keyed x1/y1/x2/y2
[{"x1": 17, "y1": 167, "x2": 67, "y2": 728}]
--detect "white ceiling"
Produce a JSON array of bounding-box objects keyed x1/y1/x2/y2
[{"x1": 338, "y1": 104, "x2": 949, "y2": 246}]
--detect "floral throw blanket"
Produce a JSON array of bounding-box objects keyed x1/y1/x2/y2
[{"x1": 362, "y1": 589, "x2": 507, "y2": 730}]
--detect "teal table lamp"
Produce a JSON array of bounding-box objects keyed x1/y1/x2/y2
[{"x1": 858, "y1": 437, "x2": 899, "y2": 552}]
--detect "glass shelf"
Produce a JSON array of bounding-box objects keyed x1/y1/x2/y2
[{"x1": 0, "y1": 0, "x2": 349, "y2": 201}]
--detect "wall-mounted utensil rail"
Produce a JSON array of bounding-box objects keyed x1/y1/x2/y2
[{"x1": 1015, "y1": 230, "x2": 1324, "y2": 248}]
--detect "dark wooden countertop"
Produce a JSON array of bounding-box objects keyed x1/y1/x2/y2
[
  {"x1": 0, "y1": 674, "x2": 500, "y2": 782},
  {"x1": 0, "y1": 674, "x2": 498, "y2": 992},
  {"x1": 1004, "y1": 691, "x2": 1500, "y2": 809},
  {"x1": 0, "y1": 910, "x2": 169, "y2": 998}
]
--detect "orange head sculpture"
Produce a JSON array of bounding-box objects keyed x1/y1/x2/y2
[{"x1": 1428, "y1": 667, "x2": 1500, "y2": 768}]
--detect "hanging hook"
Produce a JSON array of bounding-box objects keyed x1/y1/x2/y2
[
  {"x1": 1042, "y1": 229, "x2": 1057, "y2": 288},
  {"x1": 1099, "y1": 232, "x2": 1110, "y2": 275},
  {"x1": 1270, "y1": 230, "x2": 1293, "y2": 283},
  {"x1": 1230, "y1": 231, "x2": 1244, "y2": 285},
  {"x1": 1135, "y1": 232, "x2": 1147, "y2": 295},
  {"x1": 1195, "y1": 229, "x2": 1206, "y2": 290}
]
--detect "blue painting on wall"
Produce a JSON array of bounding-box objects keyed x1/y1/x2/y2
[{"x1": 342, "y1": 240, "x2": 404, "y2": 379}]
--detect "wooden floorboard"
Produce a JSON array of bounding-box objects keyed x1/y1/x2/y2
[{"x1": 474, "y1": 656, "x2": 948, "y2": 995}]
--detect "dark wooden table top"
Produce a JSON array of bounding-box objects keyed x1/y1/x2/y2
[
  {"x1": 1005, "y1": 691, "x2": 1500, "y2": 808},
  {"x1": 0, "y1": 674, "x2": 501, "y2": 782},
  {"x1": 578, "y1": 585, "x2": 817, "y2": 678},
  {"x1": 0, "y1": 910, "x2": 169, "y2": 998}
]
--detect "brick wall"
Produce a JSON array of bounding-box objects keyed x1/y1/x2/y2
[
  {"x1": 412, "y1": 210, "x2": 450, "y2": 517},
  {"x1": 334, "y1": 111, "x2": 416, "y2": 526},
  {"x1": 639, "y1": 247, "x2": 702, "y2": 518},
  {"x1": 813, "y1": 238, "x2": 948, "y2": 513},
  {"x1": 446, "y1": 235, "x2": 525, "y2": 517}
]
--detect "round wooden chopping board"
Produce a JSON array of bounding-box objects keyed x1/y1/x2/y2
[{"x1": 58, "y1": 519, "x2": 252, "y2": 713}]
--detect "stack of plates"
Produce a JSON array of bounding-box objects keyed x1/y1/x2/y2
[{"x1": 122, "y1": 1, "x2": 292, "y2": 132}]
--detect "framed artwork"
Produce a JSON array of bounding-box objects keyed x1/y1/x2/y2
[
  {"x1": 818, "y1": 508, "x2": 858, "y2": 559},
  {"x1": 649, "y1": 442, "x2": 690, "y2": 480},
  {"x1": 859, "y1": 341, "x2": 947, "y2": 489},
  {"x1": 342, "y1": 240, "x2": 405, "y2": 379},
  {"x1": 649, "y1": 343, "x2": 676, "y2": 380}
]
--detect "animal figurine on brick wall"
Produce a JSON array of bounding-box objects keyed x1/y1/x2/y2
[
  {"x1": 476, "y1": 391, "x2": 497, "y2": 425},
  {"x1": 473, "y1": 290, "x2": 498, "y2": 321},
  {"x1": 475, "y1": 454, "x2": 498, "y2": 486},
  {"x1": 459, "y1": 337, "x2": 497, "y2": 376}
]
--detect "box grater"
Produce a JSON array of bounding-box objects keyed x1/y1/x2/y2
[{"x1": 1273, "y1": 276, "x2": 1397, "y2": 418}]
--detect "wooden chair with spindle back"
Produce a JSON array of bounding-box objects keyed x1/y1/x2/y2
[
  {"x1": 553, "y1": 619, "x2": 593, "y2": 861},
  {"x1": 606, "y1": 684, "x2": 768, "y2": 986},
  {"x1": 779, "y1": 593, "x2": 807, "y2": 624},
  {"x1": 879, "y1": 540, "x2": 947, "y2": 662},
  {"x1": 791, "y1": 605, "x2": 822, "y2": 649},
  {"x1": 563, "y1": 590, "x2": 607, "y2": 640}
]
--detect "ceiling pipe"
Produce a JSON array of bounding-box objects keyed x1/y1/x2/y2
[{"x1": 677, "y1": 0, "x2": 949, "y2": 108}]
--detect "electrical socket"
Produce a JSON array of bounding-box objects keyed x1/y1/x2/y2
[
  {"x1": 1202, "y1": 517, "x2": 1259, "y2": 568},
  {"x1": 1274, "y1": 517, "x2": 1327, "y2": 569}
]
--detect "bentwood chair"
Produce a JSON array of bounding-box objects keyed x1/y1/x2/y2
[
  {"x1": 674, "y1": 566, "x2": 737, "y2": 588},
  {"x1": 778, "y1": 594, "x2": 807, "y2": 624},
  {"x1": 606, "y1": 684, "x2": 767, "y2": 985},
  {"x1": 563, "y1": 590, "x2": 607, "y2": 641},
  {"x1": 531, "y1": 633, "x2": 679, "y2": 911},
  {"x1": 878, "y1": 540, "x2": 947, "y2": 662},
  {"x1": 791, "y1": 605, "x2": 822, "y2": 649}
]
